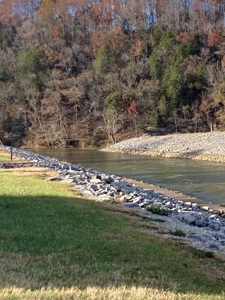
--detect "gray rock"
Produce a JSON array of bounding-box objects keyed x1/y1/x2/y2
[
  {"x1": 90, "y1": 184, "x2": 98, "y2": 191},
  {"x1": 179, "y1": 212, "x2": 198, "y2": 225},
  {"x1": 90, "y1": 178, "x2": 102, "y2": 184},
  {"x1": 187, "y1": 234, "x2": 203, "y2": 241},
  {"x1": 62, "y1": 178, "x2": 74, "y2": 184},
  {"x1": 61, "y1": 163, "x2": 70, "y2": 170},
  {"x1": 163, "y1": 201, "x2": 174, "y2": 209},
  {"x1": 208, "y1": 243, "x2": 220, "y2": 250},
  {"x1": 195, "y1": 219, "x2": 207, "y2": 227},
  {"x1": 123, "y1": 203, "x2": 139, "y2": 208},
  {"x1": 202, "y1": 206, "x2": 209, "y2": 211},
  {"x1": 209, "y1": 214, "x2": 218, "y2": 219},
  {"x1": 82, "y1": 190, "x2": 93, "y2": 196},
  {"x1": 208, "y1": 219, "x2": 222, "y2": 230},
  {"x1": 217, "y1": 232, "x2": 225, "y2": 240}
]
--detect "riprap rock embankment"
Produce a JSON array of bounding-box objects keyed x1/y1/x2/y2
[
  {"x1": 103, "y1": 132, "x2": 225, "y2": 162},
  {"x1": 1, "y1": 146, "x2": 225, "y2": 256}
]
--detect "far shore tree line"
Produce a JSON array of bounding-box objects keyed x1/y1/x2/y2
[{"x1": 1, "y1": 0, "x2": 225, "y2": 147}]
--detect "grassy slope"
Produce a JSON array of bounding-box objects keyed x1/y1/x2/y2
[
  {"x1": 0, "y1": 153, "x2": 225, "y2": 299},
  {"x1": 0, "y1": 150, "x2": 11, "y2": 162}
]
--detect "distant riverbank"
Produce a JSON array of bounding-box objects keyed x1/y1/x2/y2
[{"x1": 103, "y1": 132, "x2": 225, "y2": 163}]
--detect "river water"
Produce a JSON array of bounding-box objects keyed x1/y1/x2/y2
[{"x1": 31, "y1": 148, "x2": 225, "y2": 205}]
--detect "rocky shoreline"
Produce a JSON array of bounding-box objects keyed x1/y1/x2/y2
[
  {"x1": 1, "y1": 145, "x2": 225, "y2": 256},
  {"x1": 102, "y1": 132, "x2": 225, "y2": 163}
]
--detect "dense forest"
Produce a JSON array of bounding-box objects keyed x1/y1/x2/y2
[{"x1": 1, "y1": 0, "x2": 225, "y2": 147}]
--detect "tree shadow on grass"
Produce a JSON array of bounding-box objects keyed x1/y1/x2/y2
[{"x1": 0, "y1": 195, "x2": 224, "y2": 297}]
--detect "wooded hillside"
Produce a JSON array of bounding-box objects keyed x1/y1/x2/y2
[{"x1": 1, "y1": 0, "x2": 225, "y2": 147}]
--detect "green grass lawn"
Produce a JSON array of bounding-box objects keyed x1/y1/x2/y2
[{"x1": 0, "y1": 165, "x2": 225, "y2": 299}]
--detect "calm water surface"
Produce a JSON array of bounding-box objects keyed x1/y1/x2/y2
[{"x1": 31, "y1": 148, "x2": 225, "y2": 205}]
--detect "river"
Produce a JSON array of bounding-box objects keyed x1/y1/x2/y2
[{"x1": 31, "y1": 147, "x2": 225, "y2": 205}]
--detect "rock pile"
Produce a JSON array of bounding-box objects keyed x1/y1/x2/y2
[
  {"x1": 1, "y1": 146, "x2": 225, "y2": 255},
  {"x1": 103, "y1": 132, "x2": 225, "y2": 162}
]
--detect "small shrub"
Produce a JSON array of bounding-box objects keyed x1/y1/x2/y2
[
  {"x1": 146, "y1": 204, "x2": 171, "y2": 216},
  {"x1": 106, "y1": 199, "x2": 117, "y2": 204},
  {"x1": 170, "y1": 229, "x2": 186, "y2": 237},
  {"x1": 192, "y1": 249, "x2": 215, "y2": 259},
  {"x1": 204, "y1": 251, "x2": 215, "y2": 258}
]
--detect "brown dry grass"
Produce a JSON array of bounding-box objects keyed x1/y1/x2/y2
[
  {"x1": 0, "y1": 166, "x2": 57, "y2": 176},
  {"x1": 0, "y1": 149, "x2": 29, "y2": 164},
  {"x1": 1, "y1": 286, "x2": 224, "y2": 300}
]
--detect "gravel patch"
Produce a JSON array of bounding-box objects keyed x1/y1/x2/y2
[{"x1": 103, "y1": 132, "x2": 225, "y2": 162}]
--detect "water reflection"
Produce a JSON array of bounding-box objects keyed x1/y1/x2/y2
[{"x1": 31, "y1": 148, "x2": 225, "y2": 205}]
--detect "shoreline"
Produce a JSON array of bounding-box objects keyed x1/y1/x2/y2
[
  {"x1": 102, "y1": 132, "x2": 225, "y2": 163},
  {"x1": 104, "y1": 148, "x2": 225, "y2": 163},
  {"x1": 1, "y1": 146, "x2": 225, "y2": 254},
  {"x1": 1, "y1": 158, "x2": 225, "y2": 212},
  {"x1": 126, "y1": 178, "x2": 225, "y2": 213},
  {"x1": 2, "y1": 149, "x2": 225, "y2": 211}
]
